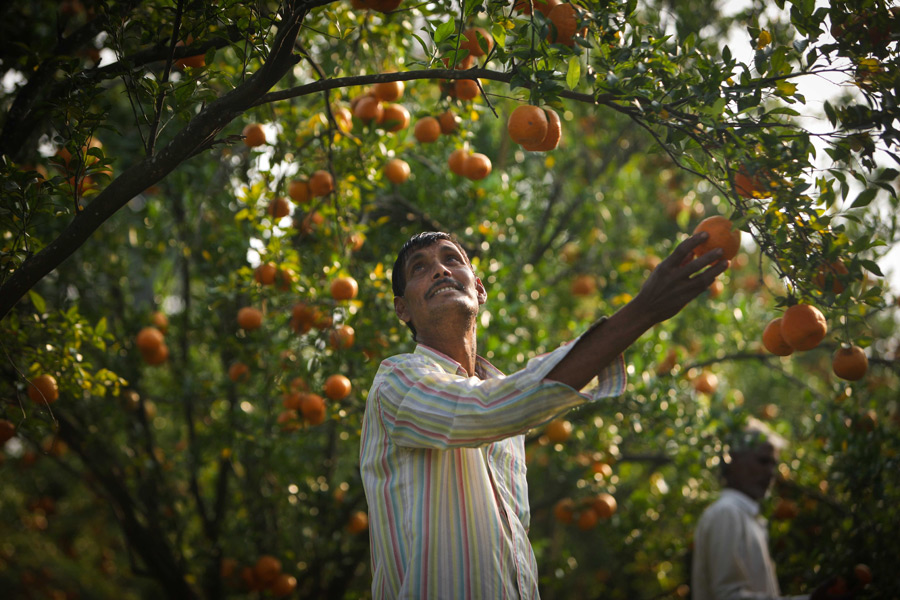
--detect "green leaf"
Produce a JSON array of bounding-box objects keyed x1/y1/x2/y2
[
  {"x1": 28, "y1": 290, "x2": 46, "y2": 314},
  {"x1": 434, "y1": 21, "x2": 455, "y2": 44},
  {"x1": 566, "y1": 57, "x2": 581, "y2": 90},
  {"x1": 849, "y1": 188, "x2": 876, "y2": 209},
  {"x1": 859, "y1": 259, "x2": 884, "y2": 276},
  {"x1": 96, "y1": 316, "x2": 108, "y2": 337},
  {"x1": 491, "y1": 23, "x2": 506, "y2": 49}
]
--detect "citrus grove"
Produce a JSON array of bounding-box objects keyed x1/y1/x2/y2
[{"x1": 1, "y1": 0, "x2": 899, "y2": 598}]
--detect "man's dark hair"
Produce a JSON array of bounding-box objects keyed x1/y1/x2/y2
[{"x1": 392, "y1": 232, "x2": 472, "y2": 339}]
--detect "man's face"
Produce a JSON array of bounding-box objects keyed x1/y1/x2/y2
[
  {"x1": 393, "y1": 239, "x2": 486, "y2": 336},
  {"x1": 725, "y1": 442, "x2": 777, "y2": 501}
]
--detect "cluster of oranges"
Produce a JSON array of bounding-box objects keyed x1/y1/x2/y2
[
  {"x1": 507, "y1": 104, "x2": 563, "y2": 152},
  {"x1": 220, "y1": 555, "x2": 296, "y2": 597},
  {"x1": 762, "y1": 302, "x2": 868, "y2": 381},
  {"x1": 134, "y1": 312, "x2": 171, "y2": 366},
  {"x1": 553, "y1": 492, "x2": 618, "y2": 531}
]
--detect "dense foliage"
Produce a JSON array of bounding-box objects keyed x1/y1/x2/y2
[{"x1": 1, "y1": 0, "x2": 898, "y2": 598}]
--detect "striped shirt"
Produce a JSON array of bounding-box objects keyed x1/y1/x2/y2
[{"x1": 359, "y1": 339, "x2": 626, "y2": 599}]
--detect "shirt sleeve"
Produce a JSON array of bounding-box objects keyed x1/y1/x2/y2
[{"x1": 374, "y1": 337, "x2": 626, "y2": 450}]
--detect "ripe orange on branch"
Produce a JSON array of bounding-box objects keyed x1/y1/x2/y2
[
  {"x1": 288, "y1": 178, "x2": 310, "y2": 203},
  {"x1": 591, "y1": 493, "x2": 617, "y2": 519},
  {"x1": 462, "y1": 153, "x2": 492, "y2": 180},
  {"x1": 136, "y1": 327, "x2": 165, "y2": 352},
  {"x1": 460, "y1": 27, "x2": 493, "y2": 57},
  {"x1": 237, "y1": 307, "x2": 263, "y2": 331},
  {"x1": 780, "y1": 304, "x2": 827, "y2": 351},
  {"x1": 414, "y1": 117, "x2": 441, "y2": 143},
  {"x1": 330, "y1": 276, "x2": 359, "y2": 301},
  {"x1": 832, "y1": 345, "x2": 868, "y2": 381},
  {"x1": 508, "y1": 105, "x2": 549, "y2": 146},
  {"x1": 514, "y1": 0, "x2": 560, "y2": 16},
  {"x1": 325, "y1": 374, "x2": 353, "y2": 401},
  {"x1": 27, "y1": 374, "x2": 59, "y2": 404},
  {"x1": 547, "y1": 3, "x2": 585, "y2": 47},
  {"x1": 454, "y1": 79, "x2": 479, "y2": 101},
  {"x1": 373, "y1": 80, "x2": 404, "y2": 102},
  {"x1": 379, "y1": 103, "x2": 410, "y2": 132},
  {"x1": 309, "y1": 170, "x2": 334, "y2": 197},
  {"x1": 242, "y1": 123, "x2": 266, "y2": 147},
  {"x1": 448, "y1": 145, "x2": 470, "y2": 176},
  {"x1": 813, "y1": 259, "x2": 850, "y2": 294},
  {"x1": 762, "y1": 317, "x2": 794, "y2": 356},
  {"x1": 385, "y1": 158, "x2": 411, "y2": 184},
  {"x1": 521, "y1": 107, "x2": 562, "y2": 151},
  {"x1": 300, "y1": 393, "x2": 327, "y2": 425},
  {"x1": 267, "y1": 196, "x2": 291, "y2": 219}
]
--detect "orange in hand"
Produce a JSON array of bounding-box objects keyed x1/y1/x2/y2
[{"x1": 692, "y1": 216, "x2": 741, "y2": 262}]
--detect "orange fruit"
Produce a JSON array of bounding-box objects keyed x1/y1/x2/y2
[
  {"x1": 547, "y1": 3, "x2": 582, "y2": 46},
  {"x1": 692, "y1": 215, "x2": 741, "y2": 262},
  {"x1": 369, "y1": 0, "x2": 402, "y2": 12},
  {"x1": 325, "y1": 374, "x2": 352, "y2": 400},
  {"x1": 832, "y1": 345, "x2": 868, "y2": 381},
  {"x1": 508, "y1": 105, "x2": 550, "y2": 146},
  {"x1": 237, "y1": 307, "x2": 263, "y2": 331},
  {"x1": 762, "y1": 317, "x2": 794, "y2": 356},
  {"x1": 330, "y1": 324, "x2": 356, "y2": 349},
  {"x1": 254, "y1": 555, "x2": 282, "y2": 585},
  {"x1": 454, "y1": 79, "x2": 479, "y2": 100},
  {"x1": 271, "y1": 573, "x2": 298, "y2": 597},
  {"x1": 813, "y1": 259, "x2": 849, "y2": 294},
  {"x1": 277, "y1": 410, "x2": 301, "y2": 432},
  {"x1": 309, "y1": 170, "x2": 334, "y2": 197},
  {"x1": 545, "y1": 418, "x2": 573, "y2": 443},
  {"x1": 708, "y1": 279, "x2": 725, "y2": 298},
  {"x1": 692, "y1": 370, "x2": 718, "y2": 394},
  {"x1": 353, "y1": 95, "x2": 383, "y2": 123},
  {"x1": 414, "y1": 117, "x2": 441, "y2": 143},
  {"x1": 330, "y1": 276, "x2": 359, "y2": 301},
  {"x1": 438, "y1": 110, "x2": 460, "y2": 134},
  {"x1": 385, "y1": 158, "x2": 411, "y2": 184},
  {"x1": 442, "y1": 54, "x2": 475, "y2": 70},
  {"x1": 0, "y1": 419, "x2": 16, "y2": 444},
  {"x1": 379, "y1": 103, "x2": 410, "y2": 132},
  {"x1": 571, "y1": 274, "x2": 596, "y2": 296},
  {"x1": 151, "y1": 311, "x2": 169, "y2": 333},
  {"x1": 521, "y1": 107, "x2": 562, "y2": 151},
  {"x1": 347, "y1": 510, "x2": 369, "y2": 534},
  {"x1": 854, "y1": 563, "x2": 872, "y2": 586},
  {"x1": 576, "y1": 508, "x2": 599, "y2": 530},
  {"x1": 228, "y1": 362, "x2": 250, "y2": 383},
  {"x1": 373, "y1": 80, "x2": 404, "y2": 102},
  {"x1": 291, "y1": 303, "x2": 317, "y2": 334},
  {"x1": 141, "y1": 343, "x2": 170, "y2": 365},
  {"x1": 136, "y1": 327, "x2": 165, "y2": 352},
  {"x1": 174, "y1": 38, "x2": 205, "y2": 69},
  {"x1": 460, "y1": 27, "x2": 492, "y2": 57},
  {"x1": 514, "y1": 0, "x2": 559, "y2": 16},
  {"x1": 300, "y1": 393, "x2": 327, "y2": 425},
  {"x1": 288, "y1": 178, "x2": 310, "y2": 203},
  {"x1": 553, "y1": 498, "x2": 575, "y2": 523},
  {"x1": 733, "y1": 166, "x2": 770, "y2": 198},
  {"x1": 772, "y1": 498, "x2": 798, "y2": 520},
  {"x1": 242, "y1": 123, "x2": 266, "y2": 147},
  {"x1": 591, "y1": 492, "x2": 617, "y2": 519},
  {"x1": 780, "y1": 304, "x2": 827, "y2": 351},
  {"x1": 463, "y1": 153, "x2": 492, "y2": 180},
  {"x1": 254, "y1": 262, "x2": 278, "y2": 285},
  {"x1": 267, "y1": 196, "x2": 291, "y2": 219},
  {"x1": 448, "y1": 146, "x2": 470, "y2": 176}
]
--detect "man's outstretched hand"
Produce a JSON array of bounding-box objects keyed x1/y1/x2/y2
[
  {"x1": 545, "y1": 232, "x2": 730, "y2": 391},
  {"x1": 631, "y1": 232, "x2": 730, "y2": 326}
]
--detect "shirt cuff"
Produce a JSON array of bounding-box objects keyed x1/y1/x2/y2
[{"x1": 515, "y1": 317, "x2": 627, "y2": 400}]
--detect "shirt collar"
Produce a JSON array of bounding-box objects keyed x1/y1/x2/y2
[
  {"x1": 721, "y1": 488, "x2": 761, "y2": 517},
  {"x1": 414, "y1": 344, "x2": 503, "y2": 380}
]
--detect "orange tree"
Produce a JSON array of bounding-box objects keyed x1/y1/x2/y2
[{"x1": 1, "y1": 0, "x2": 899, "y2": 598}]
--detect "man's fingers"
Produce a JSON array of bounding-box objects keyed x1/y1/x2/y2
[{"x1": 669, "y1": 232, "x2": 709, "y2": 266}]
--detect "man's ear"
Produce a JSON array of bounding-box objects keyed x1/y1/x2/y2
[
  {"x1": 394, "y1": 296, "x2": 411, "y2": 324},
  {"x1": 475, "y1": 278, "x2": 487, "y2": 305}
]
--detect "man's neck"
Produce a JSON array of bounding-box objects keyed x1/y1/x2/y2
[{"x1": 418, "y1": 323, "x2": 479, "y2": 377}]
